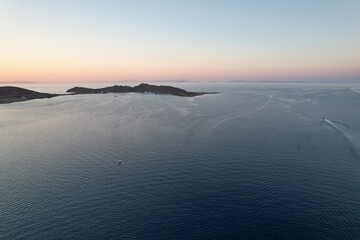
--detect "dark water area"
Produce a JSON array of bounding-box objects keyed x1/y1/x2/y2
[{"x1": 1, "y1": 83, "x2": 360, "y2": 239}]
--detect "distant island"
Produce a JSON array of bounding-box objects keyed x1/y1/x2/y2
[
  {"x1": 0, "y1": 83, "x2": 217, "y2": 104},
  {"x1": 66, "y1": 83, "x2": 216, "y2": 97}
]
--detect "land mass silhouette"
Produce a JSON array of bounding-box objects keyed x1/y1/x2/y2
[
  {"x1": 0, "y1": 86, "x2": 59, "y2": 104},
  {"x1": 66, "y1": 83, "x2": 216, "y2": 97},
  {"x1": 0, "y1": 83, "x2": 217, "y2": 104}
]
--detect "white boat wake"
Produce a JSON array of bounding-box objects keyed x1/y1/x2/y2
[
  {"x1": 207, "y1": 94, "x2": 272, "y2": 135},
  {"x1": 323, "y1": 118, "x2": 360, "y2": 157},
  {"x1": 323, "y1": 118, "x2": 338, "y2": 129}
]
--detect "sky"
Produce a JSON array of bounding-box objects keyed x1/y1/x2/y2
[{"x1": 0, "y1": 0, "x2": 359, "y2": 82}]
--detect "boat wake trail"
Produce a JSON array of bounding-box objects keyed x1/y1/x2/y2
[
  {"x1": 323, "y1": 118, "x2": 338, "y2": 129},
  {"x1": 330, "y1": 120, "x2": 353, "y2": 129},
  {"x1": 207, "y1": 94, "x2": 272, "y2": 135},
  {"x1": 323, "y1": 118, "x2": 360, "y2": 157}
]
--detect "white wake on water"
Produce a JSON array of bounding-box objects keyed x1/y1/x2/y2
[
  {"x1": 207, "y1": 94, "x2": 273, "y2": 134},
  {"x1": 323, "y1": 118, "x2": 338, "y2": 129},
  {"x1": 323, "y1": 118, "x2": 360, "y2": 157}
]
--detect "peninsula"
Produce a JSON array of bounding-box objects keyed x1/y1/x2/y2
[
  {"x1": 0, "y1": 86, "x2": 59, "y2": 104},
  {"x1": 0, "y1": 83, "x2": 216, "y2": 104}
]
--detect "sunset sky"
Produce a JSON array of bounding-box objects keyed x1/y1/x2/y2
[{"x1": 0, "y1": 0, "x2": 359, "y2": 82}]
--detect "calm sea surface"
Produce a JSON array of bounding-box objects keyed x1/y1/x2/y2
[{"x1": 1, "y1": 82, "x2": 360, "y2": 239}]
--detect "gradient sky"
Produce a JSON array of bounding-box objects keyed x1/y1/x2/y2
[{"x1": 0, "y1": 0, "x2": 359, "y2": 82}]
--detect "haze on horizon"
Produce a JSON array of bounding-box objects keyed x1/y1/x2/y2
[{"x1": 0, "y1": 0, "x2": 359, "y2": 83}]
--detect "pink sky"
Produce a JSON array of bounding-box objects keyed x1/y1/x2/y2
[{"x1": 0, "y1": 0, "x2": 359, "y2": 83}]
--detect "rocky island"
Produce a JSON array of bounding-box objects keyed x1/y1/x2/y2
[
  {"x1": 67, "y1": 83, "x2": 216, "y2": 97},
  {"x1": 0, "y1": 86, "x2": 59, "y2": 104},
  {"x1": 0, "y1": 83, "x2": 217, "y2": 104}
]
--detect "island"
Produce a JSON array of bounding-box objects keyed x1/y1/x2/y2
[
  {"x1": 0, "y1": 86, "x2": 59, "y2": 104},
  {"x1": 0, "y1": 83, "x2": 217, "y2": 104},
  {"x1": 66, "y1": 83, "x2": 216, "y2": 97}
]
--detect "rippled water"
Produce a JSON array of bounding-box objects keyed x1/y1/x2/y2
[{"x1": 1, "y1": 83, "x2": 360, "y2": 239}]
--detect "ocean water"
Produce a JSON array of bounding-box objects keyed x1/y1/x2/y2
[{"x1": 1, "y1": 82, "x2": 360, "y2": 240}]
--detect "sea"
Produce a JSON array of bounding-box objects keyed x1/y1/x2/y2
[{"x1": 1, "y1": 82, "x2": 360, "y2": 240}]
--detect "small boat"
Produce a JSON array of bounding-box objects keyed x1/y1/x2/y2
[{"x1": 118, "y1": 160, "x2": 122, "y2": 164}]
